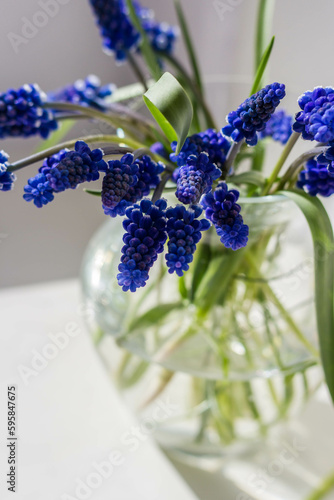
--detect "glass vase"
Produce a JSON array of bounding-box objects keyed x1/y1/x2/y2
[{"x1": 81, "y1": 193, "x2": 322, "y2": 475}]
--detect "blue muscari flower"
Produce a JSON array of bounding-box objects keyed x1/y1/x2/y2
[
  {"x1": 138, "y1": 6, "x2": 178, "y2": 55},
  {"x1": 89, "y1": 0, "x2": 177, "y2": 62},
  {"x1": 48, "y1": 75, "x2": 115, "y2": 111},
  {"x1": 0, "y1": 151, "x2": 16, "y2": 191},
  {"x1": 150, "y1": 142, "x2": 169, "y2": 160},
  {"x1": 259, "y1": 109, "x2": 293, "y2": 145},
  {"x1": 102, "y1": 153, "x2": 139, "y2": 217},
  {"x1": 23, "y1": 173, "x2": 54, "y2": 207},
  {"x1": 46, "y1": 141, "x2": 107, "y2": 192},
  {"x1": 293, "y1": 87, "x2": 334, "y2": 141},
  {"x1": 201, "y1": 182, "x2": 249, "y2": 250},
  {"x1": 38, "y1": 149, "x2": 70, "y2": 175},
  {"x1": 171, "y1": 129, "x2": 231, "y2": 170},
  {"x1": 175, "y1": 152, "x2": 221, "y2": 205},
  {"x1": 117, "y1": 198, "x2": 167, "y2": 292},
  {"x1": 222, "y1": 83, "x2": 286, "y2": 146},
  {"x1": 0, "y1": 84, "x2": 57, "y2": 139},
  {"x1": 89, "y1": 0, "x2": 140, "y2": 62},
  {"x1": 102, "y1": 153, "x2": 164, "y2": 217},
  {"x1": 296, "y1": 157, "x2": 334, "y2": 197},
  {"x1": 165, "y1": 205, "x2": 210, "y2": 277},
  {"x1": 322, "y1": 145, "x2": 334, "y2": 176}
]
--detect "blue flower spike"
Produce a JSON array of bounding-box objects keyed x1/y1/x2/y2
[
  {"x1": 0, "y1": 84, "x2": 57, "y2": 139},
  {"x1": 46, "y1": 141, "x2": 107, "y2": 192},
  {"x1": 117, "y1": 198, "x2": 168, "y2": 292},
  {"x1": 0, "y1": 151, "x2": 16, "y2": 192},
  {"x1": 260, "y1": 109, "x2": 293, "y2": 145},
  {"x1": 48, "y1": 75, "x2": 115, "y2": 111},
  {"x1": 170, "y1": 129, "x2": 231, "y2": 170},
  {"x1": 293, "y1": 86, "x2": 334, "y2": 143},
  {"x1": 222, "y1": 83, "x2": 286, "y2": 146},
  {"x1": 175, "y1": 152, "x2": 221, "y2": 205},
  {"x1": 102, "y1": 153, "x2": 164, "y2": 217},
  {"x1": 89, "y1": 0, "x2": 178, "y2": 62},
  {"x1": 165, "y1": 205, "x2": 210, "y2": 277},
  {"x1": 297, "y1": 156, "x2": 334, "y2": 198},
  {"x1": 102, "y1": 153, "x2": 139, "y2": 217},
  {"x1": 202, "y1": 182, "x2": 249, "y2": 251}
]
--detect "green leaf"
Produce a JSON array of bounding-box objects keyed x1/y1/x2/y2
[
  {"x1": 228, "y1": 171, "x2": 265, "y2": 188},
  {"x1": 190, "y1": 242, "x2": 212, "y2": 302},
  {"x1": 125, "y1": 0, "x2": 162, "y2": 81},
  {"x1": 34, "y1": 119, "x2": 75, "y2": 154},
  {"x1": 108, "y1": 81, "x2": 154, "y2": 103},
  {"x1": 195, "y1": 250, "x2": 245, "y2": 314},
  {"x1": 83, "y1": 189, "x2": 102, "y2": 197},
  {"x1": 143, "y1": 72, "x2": 193, "y2": 153},
  {"x1": 127, "y1": 302, "x2": 183, "y2": 331},
  {"x1": 173, "y1": 0, "x2": 203, "y2": 93},
  {"x1": 280, "y1": 190, "x2": 334, "y2": 403},
  {"x1": 254, "y1": 0, "x2": 276, "y2": 82},
  {"x1": 250, "y1": 36, "x2": 275, "y2": 96},
  {"x1": 178, "y1": 275, "x2": 188, "y2": 300}
]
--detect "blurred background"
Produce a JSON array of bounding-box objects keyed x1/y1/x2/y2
[{"x1": 0, "y1": 0, "x2": 333, "y2": 287}]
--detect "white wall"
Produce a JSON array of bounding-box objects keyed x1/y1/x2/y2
[{"x1": 0, "y1": 0, "x2": 333, "y2": 287}]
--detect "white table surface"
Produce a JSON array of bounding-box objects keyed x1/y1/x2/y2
[
  {"x1": 0, "y1": 279, "x2": 334, "y2": 500},
  {"x1": 0, "y1": 280, "x2": 199, "y2": 500}
]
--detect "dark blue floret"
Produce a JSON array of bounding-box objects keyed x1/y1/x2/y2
[
  {"x1": 222, "y1": 83, "x2": 286, "y2": 146},
  {"x1": 259, "y1": 109, "x2": 293, "y2": 144},
  {"x1": 201, "y1": 182, "x2": 249, "y2": 250},
  {"x1": 48, "y1": 75, "x2": 115, "y2": 111},
  {"x1": 165, "y1": 205, "x2": 210, "y2": 277},
  {"x1": 293, "y1": 87, "x2": 334, "y2": 141},
  {"x1": 102, "y1": 153, "x2": 139, "y2": 217},
  {"x1": 0, "y1": 151, "x2": 16, "y2": 191},
  {"x1": 117, "y1": 198, "x2": 167, "y2": 292},
  {"x1": 175, "y1": 152, "x2": 221, "y2": 205},
  {"x1": 23, "y1": 173, "x2": 54, "y2": 207},
  {"x1": 297, "y1": 157, "x2": 334, "y2": 197},
  {"x1": 0, "y1": 84, "x2": 57, "y2": 139},
  {"x1": 170, "y1": 129, "x2": 231, "y2": 170},
  {"x1": 102, "y1": 153, "x2": 164, "y2": 217},
  {"x1": 46, "y1": 141, "x2": 107, "y2": 192}
]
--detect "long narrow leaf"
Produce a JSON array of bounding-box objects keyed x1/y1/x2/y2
[
  {"x1": 173, "y1": 0, "x2": 203, "y2": 93},
  {"x1": 280, "y1": 190, "x2": 334, "y2": 403},
  {"x1": 125, "y1": 0, "x2": 162, "y2": 81},
  {"x1": 255, "y1": 0, "x2": 276, "y2": 73},
  {"x1": 250, "y1": 36, "x2": 275, "y2": 96},
  {"x1": 143, "y1": 72, "x2": 193, "y2": 153}
]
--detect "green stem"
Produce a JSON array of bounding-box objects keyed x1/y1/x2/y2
[
  {"x1": 158, "y1": 52, "x2": 217, "y2": 130},
  {"x1": 126, "y1": 50, "x2": 149, "y2": 91},
  {"x1": 305, "y1": 470, "x2": 334, "y2": 500},
  {"x1": 262, "y1": 132, "x2": 300, "y2": 195},
  {"x1": 224, "y1": 140, "x2": 244, "y2": 176},
  {"x1": 8, "y1": 134, "x2": 139, "y2": 172},
  {"x1": 276, "y1": 146, "x2": 328, "y2": 191},
  {"x1": 44, "y1": 101, "x2": 158, "y2": 144},
  {"x1": 245, "y1": 252, "x2": 319, "y2": 358}
]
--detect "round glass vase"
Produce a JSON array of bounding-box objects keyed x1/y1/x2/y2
[{"x1": 81, "y1": 194, "x2": 321, "y2": 468}]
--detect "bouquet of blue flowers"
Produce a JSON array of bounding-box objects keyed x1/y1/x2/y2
[{"x1": 2, "y1": 1, "x2": 334, "y2": 451}]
